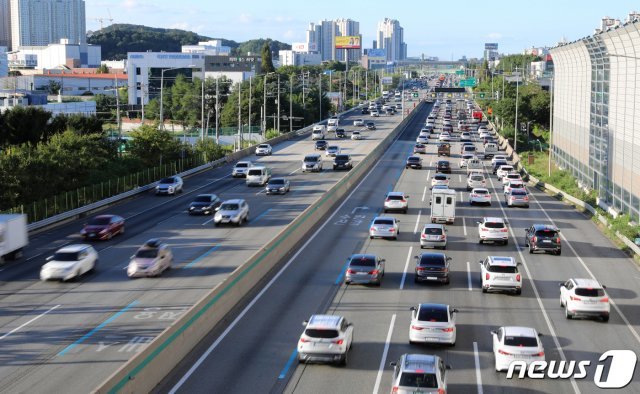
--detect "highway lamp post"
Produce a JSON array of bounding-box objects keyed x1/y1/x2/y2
[
  {"x1": 248, "y1": 75, "x2": 252, "y2": 145},
  {"x1": 200, "y1": 78, "x2": 205, "y2": 142},
  {"x1": 549, "y1": 76, "x2": 554, "y2": 177},
  {"x1": 514, "y1": 67, "x2": 521, "y2": 152},
  {"x1": 237, "y1": 81, "x2": 242, "y2": 151},
  {"x1": 289, "y1": 74, "x2": 293, "y2": 133},
  {"x1": 277, "y1": 73, "x2": 281, "y2": 133},
  {"x1": 318, "y1": 72, "x2": 322, "y2": 122}
]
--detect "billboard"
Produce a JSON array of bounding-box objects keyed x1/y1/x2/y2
[
  {"x1": 335, "y1": 36, "x2": 361, "y2": 49},
  {"x1": 291, "y1": 42, "x2": 318, "y2": 52},
  {"x1": 381, "y1": 76, "x2": 393, "y2": 85},
  {"x1": 485, "y1": 43, "x2": 499, "y2": 50},
  {"x1": 366, "y1": 48, "x2": 386, "y2": 58}
]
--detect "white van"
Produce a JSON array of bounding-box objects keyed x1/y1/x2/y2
[
  {"x1": 430, "y1": 189, "x2": 456, "y2": 224},
  {"x1": 327, "y1": 117, "x2": 339, "y2": 132},
  {"x1": 246, "y1": 166, "x2": 272, "y2": 186},
  {"x1": 466, "y1": 158, "x2": 483, "y2": 174},
  {"x1": 484, "y1": 143, "x2": 499, "y2": 158},
  {"x1": 311, "y1": 126, "x2": 326, "y2": 140}
]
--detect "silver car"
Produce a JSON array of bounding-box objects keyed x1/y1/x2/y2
[
  {"x1": 420, "y1": 224, "x2": 447, "y2": 249},
  {"x1": 369, "y1": 216, "x2": 400, "y2": 240},
  {"x1": 326, "y1": 145, "x2": 341, "y2": 157},
  {"x1": 155, "y1": 176, "x2": 183, "y2": 195},
  {"x1": 255, "y1": 144, "x2": 272, "y2": 156},
  {"x1": 344, "y1": 254, "x2": 385, "y2": 286},
  {"x1": 232, "y1": 161, "x2": 253, "y2": 177},
  {"x1": 127, "y1": 239, "x2": 173, "y2": 278},
  {"x1": 265, "y1": 177, "x2": 290, "y2": 195},
  {"x1": 389, "y1": 354, "x2": 450, "y2": 394},
  {"x1": 505, "y1": 188, "x2": 529, "y2": 208},
  {"x1": 213, "y1": 199, "x2": 249, "y2": 226}
]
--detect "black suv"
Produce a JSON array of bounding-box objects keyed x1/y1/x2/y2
[
  {"x1": 333, "y1": 154, "x2": 353, "y2": 170},
  {"x1": 361, "y1": 107, "x2": 369, "y2": 114},
  {"x1": 314, "y1": 140, "x2": 328, "y2": 150},
  {"x1": 436, "y1": 160, "x2": 451, "y2": 174},
  {"x1": 335, "y1": 128, "x2": 347, "y2": 138},
  {"x1": 414, "y1": 253, "x2": 451, "y2": 284},
  {"x1": 524, "y1": 224, "x2": 561, "y2": 255}
]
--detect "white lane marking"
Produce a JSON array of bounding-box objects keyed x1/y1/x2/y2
[
  {"x1": 201, "y1": 217, "x2": 214, "y2": 226},
  {"x1": 25, "y1": 241, "x2": 71, "y2": 262},
  {"x1": 372, "y1": 314, "x2": 396, "y2": 394},
  {"x1": 487, "y1": 175, "x2": 581, "y2": 394},
  {"x1": 169, "y1": 138, "x2": 394, "y2": 394},
  {"x1": 399, "y1": 247, "x2": 413, "y2": 290},
  {"x1": 413, "y1": 210, "x2": 422, "y2": 234},
  {"x1": 531, "y1": 193, "x2": 640, "y2": 345},
  {"x1": 467, "y1": 261, "x2": 473, "y2": 291},
  {"x1": 426, "y1": 169, "x2": 431, "y2": 184},
  {"x1": 255, "y1": 189, "x2": 266, "y2": 196},
  {"x1": 473, "y1": 342, "x2": 484, "y2": 394},
  {"x1": 288, "y1": 168, "x2": 301, "y2": 175},
  {"x1": 462, "y1": 216, "x2": 467, "y2": 237},
  {"x1": 459, "y1": 191, "x2": 464, "y2": 203},
  {"x1": 422, "y1": 186, "x2": 428, "y2": 202},
  {"x1": 0, "y1": 305, "x2": 61, "y2": 340},
  {"x1": 459, "y1": 174, "x2": 462, "y2": 182}
]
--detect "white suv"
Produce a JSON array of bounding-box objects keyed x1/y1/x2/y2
[
  {"x1": 298, "y1": 314, "x2": 353, "y2": 365},
  {"x1": 384, "y1": 191, "x2": 409, "y2": 214},
  {"x1": 496, "y1": 165, "x2": 514, "y2": 180},
  {"x1": 477, "y1": 217, "x2": 509, "y2": 245},
  {"x1": 560, "y1": 278, "x2": 610, "y2": 322},
  {"x1": 389, "y1": 354, "x2": 450, "y2": 393},
  {"x1": 409, "y1": 303, "x2": 457, "y2": 345},
  {"x1": 213, "y1": 199, "x2": 249, "y2": 226},
  {"x1": 232, "y1": 161, "x2": 253, "y2": 178},
  {"x1": 492, "y1": 326, "x2": 545, "y2": 372},
  {"x1": 467, "y1": 173, "x2": 486, "y2": 191},
  {"x1": 480, "y1": 256, "x2": 522, "y2": 295}
]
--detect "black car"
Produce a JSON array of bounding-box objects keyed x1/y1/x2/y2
[
  {"x1": 436, "y1": 160, "x2": 451, "y2": 174},
  {"x1": 492, "y1": 160, "x2": 508, "y2": 174},
  {"x1": 333, "y1": 154, "x2": 353, "y2": 170},
  {"x1": 335, "y1": 128, "x2": 347, "y2": 138},
  {"x1": 524, "y1": 224, "x2": 561, "y2": 255},
  {"x1": 314, "y1": 140, "x2": 328, "y2": 150},
  {"x1": 405, "y1": 156, "x2": 423, "y2": 169},
  {"x1": 361, "y1": 107, "x2": 369, "y2": 114},
  {"x1": 188, "y1": 194, "x2": 222, "y2": 215},
  {"x1": 414, "y1": 252, "x2": 451, "y2": 284},
  {"x1": 366, "y1": 121, "x2": 376, "y2": 130}
]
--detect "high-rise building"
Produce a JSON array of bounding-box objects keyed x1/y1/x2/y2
[
  {"x1": 376, "y1": 18, "x2": 406, "y2": 63},
  {"x1": 306, "y1": 19, "x2": 361, "y2": 63},
  {"x1": 0, "y1": 0, "x2": 10, "y2": 48},
  {"x1": 9, "y1": 0, "x2": 86, "y2": 51},
  {"x1": 484, "y1": 43, "x2": 499, "y2": 61}
]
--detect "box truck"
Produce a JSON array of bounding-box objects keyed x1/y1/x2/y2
[
  {"x1": 430, "y1": 189, "x2": 456, "y2": 224},
  {"x1": 0, "y1": 214, "x2": 28, "y2": 263}
]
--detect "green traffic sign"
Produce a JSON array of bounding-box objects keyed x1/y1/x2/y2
[
  {"x1": 455, "y1": 70, "x2": 465, "y2": 76},
  {"x1": 413, "y1": 93, "x2": 419, "y2": 98},
  {"x1": 479, "y1": 93, "x2": 485, "y2": 98}
]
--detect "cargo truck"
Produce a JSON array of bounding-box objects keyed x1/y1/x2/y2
[{"x1": 0, "y1": 214, "x2": 28, "y2": 263}]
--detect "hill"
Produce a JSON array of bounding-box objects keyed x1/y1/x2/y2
[{"x1": 88, "y1": 24, "x2": 291, "y2": 60}]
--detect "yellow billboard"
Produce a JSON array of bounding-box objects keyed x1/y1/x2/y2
[{"x1": 335, "y1": 36, "x2": 361, "y2": 49}]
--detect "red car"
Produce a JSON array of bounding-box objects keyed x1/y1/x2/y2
[{"x1": 80, "y1": 215, "x2": 125, "y2": 240}]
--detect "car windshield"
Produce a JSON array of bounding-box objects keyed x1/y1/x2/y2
[
  {"x1": 374, "y1": 219, "x2": 394, "y2": 225},
  {"x1": 488, "y1": 265, "x2": 518, "y2": 273},
  {"x1": 575, "y1": 288, "x2": 605, "y2": 297},
  {"x1": 258, "y1": 145, "x2": 269, "y2": 149},
  {"x1": 328, "y1": 146, "x2": 338, "y2": 150},
  {"x1": 484, "y1": 222, "x2": 505, "y2": 229},
  {"x1": 159, "y1": 178, "x2": 176, "y2": 184},
  {"x1": 304, "y1": 329, "x2": 338, "y2": 339},
  {"x1": 418, "y1": 306, "x2": 449, "y2": 322},
  {"x1": 419, "y1": 255, "x2": 445, "y2": 266},
  {"x1": 398, "y1": 372, "x2": 437, "y2": 388},
  {"x1": 269, "y1": 179, "x2": 285, "y2": 185},
  {"x1": 535, "y1": 229, "x2": 558, "y2": 237},
  {"x1": 423, "y1": 227, "x2": 443, "y2": 235},
  {"x1": 88, "y1": 217, "x2": 111, "y2": 225},
  {"x1": 305, "y1": 156, "x2": 319, "y2": 163},
  {"x1": 350, "y1": 257, "x2": 376, "y2": 267},
  {"x1": 335, "y1": 155, "x2": 349, "y2": 160},
  {"x1": 504, "y1": 336, "x2": 538, "y2": 347},
  {"x1": 135, "y1": 249, "x2": 159, "y2": 258},
  {"x1": 193, "y1": 196, "x2": 213, "y2": 203},
  {"x1": 220, "y1": 204, "x2": 239, "y2": 211},
  {"x1": 235, "y1": 163, "x2": 249, "y2": 168},
  {"x1": 52, "y1": 252, "x2": 80, "y2": 261}
]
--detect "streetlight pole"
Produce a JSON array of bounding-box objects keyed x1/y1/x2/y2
[
  {"x1": 237, "y1": 81, "x2": 242, "y2": 151},
  {"x1": 289, "y1": 74, "x2": 293, "y2": 132},
  {"x1": 549, "y1": 76, "x2": 554, "y2": 177},
  {"x1": 248, "y1": 75, "x2": 252, "y2": 144},
  {"x1": 215, "y1": 77, "x2": 220, "y2": 144},
  {"x1": 200, "y1": 78, "x2": 205, "y2": 141},
  {"x1": 318, "y1": 72, "x2": 322, "y2": 122},
  {"x1": 263, "y1": 73, "x2": 267, "y2": 134},
  {"x1": 514, "y1": 67, "x2": 520, "y2": 152},
  {"x1": 277, "y1": 73, "x2": 281, "y2": 133}
]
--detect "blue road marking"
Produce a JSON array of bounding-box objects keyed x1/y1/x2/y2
[
  {"x1": 57, "y1": 300, "x2": 139, "y2": 356},
  {"x1": 278, "y1": 349, "x2": 299, "y2": 379},
  {"x1": 335, "y1": 259, "x2": 351, "y2": 285},
  {"x1": 254, "y1": 208, "x2": 272, "y2": 222},
  {"x1": 183, "y1": 245, "x2": 220, "y2": 269}
]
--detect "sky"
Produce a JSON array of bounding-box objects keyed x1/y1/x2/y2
[{"x1": 86, "y1": 0, "x2": 640, "y2": 59}]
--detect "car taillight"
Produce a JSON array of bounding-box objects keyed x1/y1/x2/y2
[
  {"x1": 347, "y1": 269, "x2": 355, "y2": 274},
  {"x1": 389, "y1": 228, "x2": 396, "y2": 232},
  {"x1": 498, "y1": 349, "x2": 512, "y2": 356},
  {"x1": 535, "y1": 352, "x2": 545, "y2": 357},
  {"x1": 438, "y1": 389, "x2": 446, "y2": 394},
  {"x1": 523, "y1": 197, "x2": 529, "y2": 201},
  {"x1": 532, "y1": 236, "x2": 537, "y2": 242},
  {"x1": 401, "y1": 199, "x2": 407, "y2": 203},
  {"x1": 333, "y1": 339, "x2": 344, "y2": 345},
  {"x1": 443, "y1": 268, "x2": 449, "y2": 273},
  {"x1": 555, "y1": 237, "x2": 561, "y2": 243},
  {"x1": 416, "y1": 267, "x2": 425, "y2": 272},
  {"x1": 411, "y1": 325, "x2": 424, "y2": 331},
  {"x1": 481, "y1": 228, "x2": 488, "y2": 232},
  {"x1": 391, "y1": 387, "x2": 399, "y2": 394},
  {"x1": 486, "y1": 273, "x2": 490, "y2": 280},
  {"x1": 471, "y1": 194, "x2": 477, "y2": 197},
  {"x1": 369, "y1": 270, "x2": 379, "y2": 275},
  {"x1": 501, "y1": 228, "x2": 508, "y2": 233},
  {"x1": 600, "y1": 297, "x2": 609, "y2": 303},
  {"x1": 299, "y1": 338, "x2": 311, "y2": 343},
  {"x1": 570, "y1": 296, "x2": 582, "y2": 301},
  {"x1": 421, "y1": 234, "x2": 427, "y2": 239},
  {"x1": 370, "y1": 227, "x2": 376, "y2": 232},
  {"x1": 441, "y1": 327, "x2": 454, "y2": 332},
  {"x1": 440, "y1": 235, "x2": 446, "y2": 240},
  {"x1": 385, "y1": 198, "x2": 390, "y2": 202},
  {"x1": 516, "y1": 274, "x2": 521, "y2": 281}
]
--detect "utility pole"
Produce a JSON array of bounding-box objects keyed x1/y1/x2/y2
[
  {"x1": 115, "y1": 76, "x2": 121, "y2": 142},
  {"x1": 215, "y1": 78, "x2": 219, "y2": 144},
  {"x1": 277, "y1": 73, "x2": 281, "y2": 133},
  {"x1": 514, "y1": 66, "x2": 520, "y2": 152},
  {"x1": 263, "y1": 74, "x2": 267, "y2": 134},
  {"x1": 289, "y1": 74, "x2": 293, "y2": 132},
  {"x1": 237, "y1": 81, "x2": 242, "y2": 151},
  {"x1": 318, "y1": 72, "x2": 322, "y2": 122},
  {"x1": 140, "y1": 81, "x2": 145, "y2": 124},
  {"x1": 549, "y1": 76, "x2": 554, "y2": 177},
  {"x1": 248, "y1": 75, "x2": 252, "y2": 144},
  {"x1": 200, "y1": 78, "x2": 205, "y2": 141},
  {"x1": 365, "y1": 69, "x2": 368, "y2": 101}
]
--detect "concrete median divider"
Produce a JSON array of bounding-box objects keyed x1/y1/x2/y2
[{"x1": 94, "y1": 102, "x2": 427, "y2": 394}]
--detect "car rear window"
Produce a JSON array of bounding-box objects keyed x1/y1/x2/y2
[
  {"x1": 423, "y1": 227, "x2": 443, "y2": 235},
  {"x1": 419, "y1": 255, "x2": 445, "y2": 266},
  {"x1": 488, "y1": 265, "x2": 518, "y2": 273},
  {"x1": 374, "y1": 219, "x2": 394, "y2": 225},
  {"x1": 399, "y1": 372, "x2": 437, "y2": 388},
  {"x1": 464, "y1": 146, "x2": 476, "y2": 151},
  {"x1": 575, "y1": 288, "x2": 605, "y2": 297},
  {"x1": 471, "y1": 176, "x2": 483, "y2": 181},
  {"x1": 474, "y1": 189, "x2": 489, "y2": 195},
  {"x1": 52, "y1": 252, "x2": 80, "y2": 261},
  {"x1": 418, "y1": 307, "x2": 448, "y2": 322},
  {"x1": 511, "y1": 190, "x2": 527, "y2": 196},
  {"x1": 335, "y1": 155, "x2": 350, "y2": 160},
  {"x1": 484, "y1": 222, "x2": 505, "y2": 229},
  {"x1": 349, "y1": 257, "x2": 376, "y2": 267},
  {"x1": 387, "y1": 195, "x2": 404, "y2": 200},
  {"x1": 408, "y1": 157, "x2": 420, "y2": 162},
  {"x1": 504, "y1": 336, "x2": 538, "y2": 347},
  {"x1": 535, "y1": 229, "x2": 557, "y2": 238},
  {"x1": 434, "y1": 175, "x2": 448, "y2": 180},
  {"x1": 304, "y1": 329, "x2": 339, "y2": 339},
  {"x1": 247, "y1": 169, "x2": 263, "y2": 176}
]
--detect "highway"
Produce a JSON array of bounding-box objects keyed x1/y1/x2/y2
[
  {"x1": 160, "y1": 99, "x2": 640, "y2": 393},
  {"x1": 0, "y1": 100, "x2": 416, "y2": 393}
]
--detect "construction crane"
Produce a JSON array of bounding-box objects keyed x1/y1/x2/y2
[{"x1": 94, "y1": 9, "x2": 114, "y2": 30}]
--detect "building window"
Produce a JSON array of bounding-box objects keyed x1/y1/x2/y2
[{"x1": 136, "y1": 67, "x2": 141, "y2": 75}]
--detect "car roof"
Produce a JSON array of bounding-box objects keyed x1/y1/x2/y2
[
  {"x1": 307, "y1": 314, "x2": 342, "y2": 329},
  {"x1": 57, "y1": 244, "x2": 92, "y2": 253},
  {"x1": 572, "y1": 278, "x2": 603, "y2": 288},
  {"x1": 305, "y1": 153, "x2": 321, "y2": 157},
  {"x1": 94, "y1": 214, "x2": 117, "y2": 219},
  {"x1": 401, "y1": 354, "x2": 439, "y2": 373},
  {"x1": 503, "y1": 326, "x2": 538, "y2": 337},
  {"x1": 236, "y1": 160, "x2": 252, "y2": 165},
  {"x1": 387, "y1": 191, "x2": 407, "y2": 197},
  {"x1": 487, "y1": 256, "x2": 516, "y2": 266},
  {"x1": 472, "y1": 187, "x2": 489, "y2": 192},
  {"x1": 196, "y1": 194, "x2": 217, "y2": 198},
  {"x1": 222, "y1": 199, "x2": 245, "y2": 204},
  {"x1": 373, "y1": 216, "x2": 396, "y2": 221},
  {"x1": 483, "y1": 217, "x2": 505, "y2": 223}
]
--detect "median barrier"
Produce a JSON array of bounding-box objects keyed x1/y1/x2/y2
[{"x1": 93, "y1": 102, "x2": 426, "y2": 394}]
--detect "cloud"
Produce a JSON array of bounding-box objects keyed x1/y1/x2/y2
[
  {"x1": 283, "y1": 29, "x2": 295, "y2": 39},
  {"x1": 239, "y1": 13, "x2": 253, "y2": 24},
  {"x1": 121, "y1": 0, "x2": 139, "y2": 9},
  {"x1": 487, "y1": 32, "x2": 503, "y2": 39}
]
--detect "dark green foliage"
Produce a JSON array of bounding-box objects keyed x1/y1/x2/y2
[{"x1": 261, "y1": 41, "x2": 275, "y2": 73}]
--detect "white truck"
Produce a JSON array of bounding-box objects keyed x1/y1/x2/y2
[
  {"x1": 430, "y1": 189, "x2": 456, "y2": 224},
  {"x1": 327, "y1": 117, "x2": 339, "y2": 132},
  {"x1": 0, "y1": 214, "x2": 28, "y2": 263}
]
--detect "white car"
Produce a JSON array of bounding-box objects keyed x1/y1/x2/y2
[
  {"x1": 127, "y1": 239, "x2": 173, "y2": 278},
  {"x1": 409, "y1": 303, "x2": 457, "y2": 346},
  {"x1": 560, "y1": 278, "x2": 610, "y2": 321},
  {"x1": 369, "y1": 216, "x2": 400, "y2": 240},
  {"x1": 155, "y1": 176, "x2": 184, "y2": 195},
  {"x1": 213, "y1": 199, "x2": 249, "y2": 226},
  {"x1": 232, "y1": 161, "x2": 253, "y2": 178},
  {"x1": 40, "y1": 244, "x2": 98, "y2": 281},
  {"x1": 492, "y1": 326, "x2": 545, "y2": 372},
  {"x1": 496, "y1": 165, "x2": 515, "y2": 180},
  {"x1": 351, "y1": 130, "x2": 363, "y2": 140},
  {"x1": 416, "y1": 135, "x2": 429, "y2": 144},
  {"x1": 469, "y1": 188, "x2": 491, "y2": 205},
  {"x1": 502, "y1": 172, "x2": 523, "y2": 186},
  {"x1": 298, "y1": 314, "x2": 353, "y2": 365},
  {"x1": 459, "y1": 154, "x2": 474, "y2": 168},
  {"x1": 326, "y1": 145, "x2": 341, "y2": 157},
  {"x1": 478, "y1": 217, "x2": 509, "y2": 245},
  {"x1": 370, "y1": 110, "x2": 380, "y2": 117},
  {"x1": 431, "y1": 173, "x2": 450, "y2": 188},
  {"x1": 255, "y1": 143, "x2": 272, "y2": 156},
  {"x1": 384, "y1": 191, "x2": 409, "y2": 214},
  {"x1": 492, "y1": 155, "x2": 508, "y2": 166},
  {"x1": 480, "y1": 256, "x2": 522, "y2": 295},
  {"x1": 438, "y1": 134, "x2": 451, "y2": 142},
  {"x1": 504, "y1": 180, "x2": 526, "y2": 194},
  {"x1": 353, "y1": 118, "x2": 364, "y2": 127},
  {"x1": 467, "y1": 173, "x2": 486, "y2": 191}
]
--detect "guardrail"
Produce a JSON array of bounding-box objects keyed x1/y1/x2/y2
[
  {"x1": 93, "y1": 102, "x2": 426, "y2": 394},
  {"x1": 26, "y1": 106, "x2": 363, "y2": 234}
]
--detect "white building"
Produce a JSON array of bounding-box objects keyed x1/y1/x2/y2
[
  {"x1": 0, "y1": 72, "x2": 126, "y2": 95},
  {"x1": 10, "y1": 39, "x2": 101, "y2": 69},
  {"x1": 0, "y1": 0, "x2": 9, "y2": 48},
  {"x1": 181, "y1": 40, "x2": 231, "y2": 56},
  {"x1": 9, "y1": 0, "x2": 86, "y2": 51},
  {"x1": 0, "y1": 46, "x2": 8, "y2": 77},
  {"x1": 278, "y1": 50, "x2": 321, "y2": 66},
  {"x1": 376, "y1": 18, "x2": 407, "y2": 63}
]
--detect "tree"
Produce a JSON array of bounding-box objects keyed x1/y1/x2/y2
[
  {"x1": 261, "y1": 41, "x2": 275, "y2": 73},
  {"x1": 95, "y1": 94, "x2": 117, "y2": 121},
  {"x1": 0, "y1": 106, "x2": 55, "y2": 146},
  {"x1": 96, "y1": 64, "x2": 110, "y2": 74},
  {"x1": 128, "y1": 125, "x2": 182, "y2": 167},
  {"x1": 47, "y1": 80, "x2": 62, "y2": 95},
  {"x1": 169, "y1": 75, "x2": 200, "y2": 127}
]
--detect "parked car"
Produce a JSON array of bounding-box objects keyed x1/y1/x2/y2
[
  {"x1": 213, "y1": 199, "x2": 249, "y2": 226},
  {"x1": 155, "y1": 176, "x2": 184, "y2": 195},
  {"x1": 188, "y1": 194, "x2": 222, "y2": 215},
  {"x1": 255, "y1": 143, "x2": 273, "y2": 156},
  {"x1": 420, "y1": 223, "x2": 447, "y2": 249},
  {"x1": 492, "y1": 326, "x2": 545, "y2": 372},
  {"x1": 524, "y1": 224, "x2": 561, "y2": 255},
  {"x1": 369, "y1": 216, "x2": 400, "y2": 240},
  {"x1": 414, "y1": 252, "x2": 451, "y2": 284},
  {"x1": 127, "y1": 239, "x2": 173, "y2": 278},
  {"x1": 80, "y1": 215, "x2": 125, "y2": 241},
  {"x1": 40, "y1": 244, "x2": 98, "y2": 281},
  {"x1": 265, "y1": 177, "x2": 291, "y2": 195},
  {"x1": 409, "y1": 303, "x2": 457, "y2": 345},
  {"x1": 389, "y1": 354, "x2": 450, "y2": 394},
  {"x1": 560, "y1": 278, "x2": 610, "y2": 321},
  {"x1": 344, "y1": 254, "x2": 385, "y2": 286},
  {"x1": 480, "y1": 256, "x2": 522, "y2": 295},
  {"x1": 298, "y1": 315, "x2": 353, "y2": 365}
]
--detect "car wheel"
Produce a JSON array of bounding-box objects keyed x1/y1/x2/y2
[
  {"x1": 369, "y1": 236, "x2": 373, "y2": 240},
  {"x1": 478, "y1": 239, "x2": 483, "y2": 244},
  {"x1": 450, "y1": 342, "x2": 456, "y2": 347},
  {"x1": 602, "y1": 315, "x2": 609, "y2": 322},
  {"x1": 556, "y1": 250, "x2": 562, "y2": 256},
  {"x1": 482, "y1": 287, "x2": 487, "y2": 294},
  {"x1": 515, "y1": 289, "x2": 522, "y2": 295},
  {"x1": 565, "y1": 307, "x2": 572, "y2": 319},
  {"x1": 339, "y1": 351, "x2": 348, "y2": 366},
  {"x1": 120, "y1": 227, "x2": 125, "y2": 235},
  {"x1": 444, "y1": 278, "x2": 450, "y2": 285},
  {"x1": 503, "y1": 240, "x2": 508, "y2": 246},
  {"x1": 560, "y1": 297, "x2": 564, "y2": 307},
  {"x1": 106, "y1": 232, "x2": 113, "y2": 240},
  {"x1": 529, "y1": 246, "x2": 533, "y2": 254}
]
